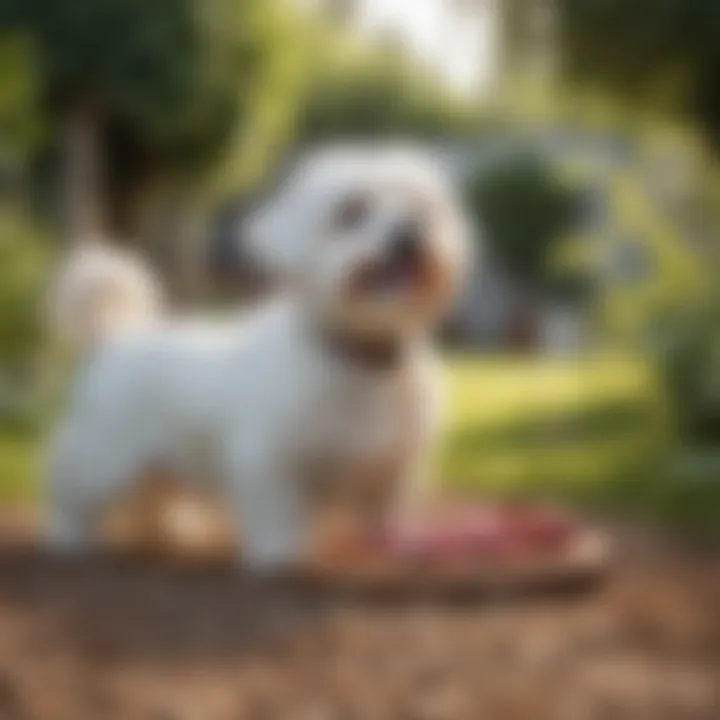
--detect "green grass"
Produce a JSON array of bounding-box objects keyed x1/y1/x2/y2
[
  {"x1": 439, "y1": 354, "x2": 720, "y2": 540},
  {"x1": 1, "y1": 354, "x2": 718, "y2": 540},
  {"x1": 0, "y1": 431, "x2": 38, "y2": 503},
  {"x1": 442, "y1": 353, "x2": 671, "y2": 491}
]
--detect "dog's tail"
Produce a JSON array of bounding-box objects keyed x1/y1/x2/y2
[{"x1": 48, "y1": 239, "x2": 163, "y2": 351}]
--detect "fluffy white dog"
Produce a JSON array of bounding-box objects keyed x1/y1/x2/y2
[{"x1": 46, "y1": 146, "x2": 472, "y2": 569}]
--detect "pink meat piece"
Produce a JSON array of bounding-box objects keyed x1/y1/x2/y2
[{"x1": 375, "y1": 505, "x2": 578, "y2": 562}]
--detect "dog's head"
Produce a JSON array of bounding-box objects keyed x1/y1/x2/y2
[{"x1": 246, "y1": 146, "x2": 474, "y2": 339}]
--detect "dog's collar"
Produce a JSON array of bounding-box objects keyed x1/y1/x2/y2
[{"x1": 312, "y1": 324, "x2": 408, "y2": 373}]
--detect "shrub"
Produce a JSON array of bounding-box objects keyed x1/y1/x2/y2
[
  {"x1": 0, "y1": 207, "x2": 51, "y2": 429},
  {"x1": 464, "y1": 151, "x2": 583, "y2": 292}
]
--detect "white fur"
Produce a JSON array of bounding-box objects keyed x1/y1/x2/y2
[
  {"x1": 46, "y1": 147, "x2": 472, "y2": 569},
  {"x1": 49, "y1": 240, "x2": 162, "y2": 351}
]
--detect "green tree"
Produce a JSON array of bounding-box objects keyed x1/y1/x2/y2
[
  {"x1": 292, "y1": 19, "x2": 486, "y2": 146},
  {"x1": 555, "y1": 0, "x2": 720, "y2": 150},
  {"x1": 465, "y1": 152, "x2": 582, "y2": 292},
  {"x1": 0, "y1": 37, "x2": 41, "y2": 163},
  {"x1": 552, "y1": 0, "x2": 720, "y2": 436},
  {"x1": 0, "y1": 209, "x2": 48, "y2": 369},
  {"x1": 1, "y1": 0, "x2": 280, "y2": 241}
]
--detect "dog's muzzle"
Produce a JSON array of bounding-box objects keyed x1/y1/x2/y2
[
  {"x1": 349, "y1": 220, "x2": 432, "y2": 298},
  {"x1": 387, "y1": 220, "x2": 424, "y2": 266}
]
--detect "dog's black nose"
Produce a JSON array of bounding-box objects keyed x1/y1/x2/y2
[{"x1": 389, "y1": 221, "x2": 423, "y2": 263}]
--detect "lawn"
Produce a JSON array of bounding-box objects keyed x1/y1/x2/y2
[
  {"x1": 442, "y1": 353, "x2": 669, "y2": 493},
  {"x1": 0, "y1": 432, "x2": 39, "y2": 504},
  {"x1": 2, "y1": 354, "x2": 718, "y2": 539}
]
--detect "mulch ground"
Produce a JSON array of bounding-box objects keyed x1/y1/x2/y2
[{"x1": 0, "y1": 511, "x2": 718, "y2": 720}]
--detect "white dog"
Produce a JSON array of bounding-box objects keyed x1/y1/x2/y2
[{"x1": 46, "y1": 146, "x2": 472, "y2": 569}]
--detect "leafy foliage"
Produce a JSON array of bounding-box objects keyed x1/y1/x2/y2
[
  {"x1": 0, "y1": 36, "x2": 42, "y2": 157},
  {"x1": 4, "y1": 0, "x2": 261, "y2": 146},
  {"x1": 648, "y1": 302, "x2": 720, "y2": 441},
  {"x1": 0, "y1": 0, "x2": 287, "y2": 231},
  {"x1": 0, "y1": 207, "x2": 49, "y2": 369},
  {"x1": 464, "y1": 152, "x2": 583, "y2": 289},
  {"x1": 555, "y1": 0, "x2": 720, "y2": 149},
  {"x1": 295, "y1": 47, "x2": 484, "y2": 143}
]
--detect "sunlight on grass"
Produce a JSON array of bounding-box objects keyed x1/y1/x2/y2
[
  {"x1": 0, "y1": 433, "x2": 38, "y2": 502},
  {"x1": 441, "y1": 353, "x2": 671, "y2": 493}
]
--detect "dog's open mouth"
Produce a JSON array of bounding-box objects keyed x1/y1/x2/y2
[{"x1": 350, "y1": 254, "x2": 429, "y2": 298}]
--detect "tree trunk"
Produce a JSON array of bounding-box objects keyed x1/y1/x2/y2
[
  {"x1": 60, "y1": 102, "x2": 107, "y2": 243},
  {"x1": 172, "y1": 196, "x2": 209, "y2": 307}
]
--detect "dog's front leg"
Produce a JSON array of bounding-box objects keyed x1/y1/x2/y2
[{"x1": 224, "y1": 443, "x2": 308, "y2": 572}]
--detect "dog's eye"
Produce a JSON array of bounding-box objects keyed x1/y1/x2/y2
[{"x1": 332, "y1": 194, "x2": 371, "y2": 231}]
